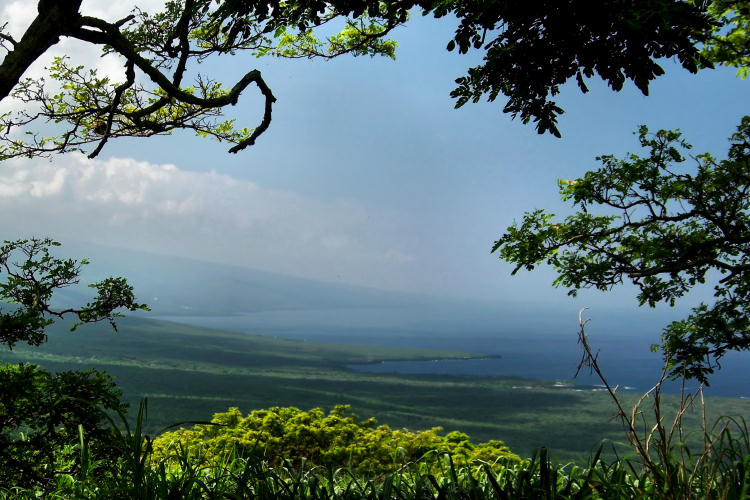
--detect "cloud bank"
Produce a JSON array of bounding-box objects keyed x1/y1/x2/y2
[{"x1": 0, "y1": 154, "x2": 419, "y2": 291}]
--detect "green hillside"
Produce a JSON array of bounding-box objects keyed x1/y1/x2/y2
[{"x1": 2, "y1": 317, "x2": 748, "y2": 463}]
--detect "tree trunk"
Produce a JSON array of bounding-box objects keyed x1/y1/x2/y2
[{"x1": 0, "y1": 0, "x2": 82, "y2": 101}]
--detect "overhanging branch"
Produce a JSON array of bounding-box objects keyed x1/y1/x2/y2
[{"x1": 70, "y1": 15, "x2": 277, "y2": 152}]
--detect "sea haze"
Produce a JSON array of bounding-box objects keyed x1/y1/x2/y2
[{"x1": 58, "y1": 242, "x2": 747, "y2": 399}]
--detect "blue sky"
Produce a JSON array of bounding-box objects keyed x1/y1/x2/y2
[{"x1": 0, "y1": 3, "x2": 747, "y2": 319}]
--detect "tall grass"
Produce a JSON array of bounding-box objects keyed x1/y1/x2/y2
[
  {"x1": 575, "y1": 309, "x2": 750, "y2": 500},
  {"x1": 3, "y1": 407, "x2": 748, "y2": 499}
]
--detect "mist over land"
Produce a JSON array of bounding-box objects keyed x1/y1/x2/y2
[{"x1": 52, "y1": 242, "x2": 748, "y2": 398}]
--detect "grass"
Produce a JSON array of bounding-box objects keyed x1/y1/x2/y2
[
  {"x1": 4, "y1": 421, "x2": 749, "y2": 499},
  {"x1": 2, "y1": 316, "x2": 749, "y2": 463}
]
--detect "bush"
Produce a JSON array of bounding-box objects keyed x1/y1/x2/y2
[
  {"x1": 0, "y1": 362, "x2": 126, "y2": 491},
  {"x1": 152, "y1": 405, "x2": 521, "y2": 475}
]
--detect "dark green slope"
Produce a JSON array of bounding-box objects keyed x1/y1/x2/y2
[{"x1": 3, "y1": 317, "x2": 748, "y2": 463}]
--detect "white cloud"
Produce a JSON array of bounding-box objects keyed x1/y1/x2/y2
[
  {"x1": 30, "y1": 166, "x2": 66, "y2": 197},
  {"x1": 0, "y1": 153, "x2": 420, "y2": 291},
  {"x1": 2, "y1": 2, "x2": 35, "y2": 41}
]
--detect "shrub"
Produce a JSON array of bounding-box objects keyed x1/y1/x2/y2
[
  {"x1": 0, "y1": 362, "x2": 126, "y2": 491},
  {"x1": 152, "y1": 405, "x2": 521, "y2": 475}
]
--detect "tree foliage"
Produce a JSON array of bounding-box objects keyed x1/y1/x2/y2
[
  {"x1": 0, "y1": 0, "x2": 401, "y2": 160},
  {"x1": 209, "y1": 0, "x2": 719, "y2": 138},
  {"x1": 0, "y1": 237, "x2": 148, "y2": 350},
  {"x1": 439, "y1": 0, "x2": 714, "y2": 137},
  {"x1": 494, "y1": 116, "x2": 750, "y2": 383},
  {"x1": 0, "y1": 238, "x2": 146, "y2": 491},
  {"x1": 0, "y1": 363, "x2": 126, "y2": 491},
  {"x1": 701, "y1": 0, "x2": 750, "y2": 78},
  {"x1": 0, "y1": 0, "x2": 725, "y2": 158},
  {"x1": 152, "y1": 405, "x2": 520, "y2": 475}
]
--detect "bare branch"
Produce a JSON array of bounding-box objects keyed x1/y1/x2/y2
[
  {"x1": 228, "y1": 72, "x2": 276, "y2": 153},
  {"x1": 88, "y1": 59, "x2": 135, "y2": 159}
]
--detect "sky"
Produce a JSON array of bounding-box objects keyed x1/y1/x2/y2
[{"x1": 0, "y1": 1, "x2": 747, "y2": 321}]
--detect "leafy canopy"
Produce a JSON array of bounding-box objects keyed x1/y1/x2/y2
[
  {"x1": 0, "y1": 0, "x2": 727, "y2": 159},
  {"x1": 0, "y1": 238, "x2": 148, "y2": 350},
  {"x1": 210, "y1": 0, "x2": 718, "y2": 138},
  {"x1": 153, "y1": 405, "x2": 520, "y2": 475},
  {"x1": 494, "y1": 116, "x2": 750, "y2": 383},
  {"x1": 701, "y1": 0, "x2": 750, "y2": 78},
  {"x1": 439, "y1": 0, "x2": 715, "y2": 137},
  {"x1": 0, "y1": 0, "x2": 402, "y2": 160},
  {"x1": 0, "y1": 363, "x2": 127, "y2": 492},
  {"x1": 0, "y1": 239, "x2": 147, "y2": 491}
]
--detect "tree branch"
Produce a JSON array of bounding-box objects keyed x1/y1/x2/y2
[
  {"x1": 0, "y1": 0, "x2": 83, "y2": 100},
  {"x1": 88, "y1": 59, "x2": 135, "y2": 159}
]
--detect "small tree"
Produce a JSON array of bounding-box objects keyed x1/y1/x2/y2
[
  {"x1": 494, "y1": 116, "x2": 750, "y2": 383},
  {"x1": 1, "y1": 238, "x2": 147, "y2": 349},
  {"x1": 0, "y1": 238, "x2": 147, "y2": 490}
]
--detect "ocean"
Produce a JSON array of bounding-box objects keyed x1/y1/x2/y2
[{"x1": 152, "y1": 303, "x2": 748, "y2": 398}]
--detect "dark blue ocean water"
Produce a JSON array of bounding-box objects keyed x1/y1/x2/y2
[{"x1": 152, "y1": 303, "x2": 749, "y2": 398}]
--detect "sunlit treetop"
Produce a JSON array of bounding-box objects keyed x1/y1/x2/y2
[
  {"x1": 701, "y1": 0, "x2": 750, "y2": 78},
  {"x1": 152, "y1": 404, "x2": 521, "y2": 475}
]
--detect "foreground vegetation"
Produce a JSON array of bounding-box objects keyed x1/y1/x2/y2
[
  {"x1": 151, "y1": 405, "x2": 521, "y2": 475},
  {"x1": 3, "y1": 399, "x2": 749, "y2": 499}
]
